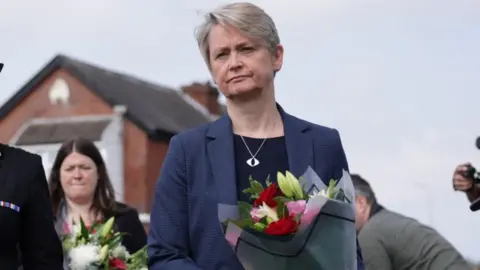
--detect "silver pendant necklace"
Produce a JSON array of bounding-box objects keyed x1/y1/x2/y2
[
  {"x1": 240, "y1": 120, "x2": 277, "y2": 167},
  {"x1": 240, "y1": 136, "x2": 266, "y2": 167}
]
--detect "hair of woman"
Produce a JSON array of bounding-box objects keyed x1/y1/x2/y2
[
  {"x1": 195, "y1": 2, "x2": 280, "y2": 68},
  {"x1": 48, "y1": 137, "x2": 116, "y2": 218}
]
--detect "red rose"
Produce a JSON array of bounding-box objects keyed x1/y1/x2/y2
[
  {"x1": 109, "y1": 258, "x2": 127, "y2": 270},
  {"x1": 264, "y1": 217, "x2": 298, "y2": 236},
  {"x1": 254, "y1": 183, "x2": 282, "y2": 208}
]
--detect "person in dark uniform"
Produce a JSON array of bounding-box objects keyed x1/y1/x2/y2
[{"x1": 0, "y1": 143, "x2": 63, "y2": 269}]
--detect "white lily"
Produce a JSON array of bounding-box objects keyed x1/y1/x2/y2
[
  {"x1": 277, "y1": 172, "x2": 294, "y2": 197},
  {"x1": 251, "y1": 202, "x2": 279, "y2": 223},
  {"x1": 285, "y1": 171, "x2": 304, "y2": 199}
]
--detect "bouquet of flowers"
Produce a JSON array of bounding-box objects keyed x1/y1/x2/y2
[
  {"x1": 219, "y1": 166, "x2": 357, "y2": 270},
  {"x1": 61, "y1": 217, "x2": 147, "y2": 270}
]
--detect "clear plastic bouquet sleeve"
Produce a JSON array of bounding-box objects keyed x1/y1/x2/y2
[{"x1": 218, "y1": 167, "x2": 357, "y2": 270}]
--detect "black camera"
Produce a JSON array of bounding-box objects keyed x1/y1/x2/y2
[
  {"x1": 468, "y1": 165, "x2": 480, "y2": 211},
  {"x1": 463, "y1": 164, "x2": 480, "y2": 184},
  {"x1": 469, "y1": 138, "x2": 480, "y2": 211}
]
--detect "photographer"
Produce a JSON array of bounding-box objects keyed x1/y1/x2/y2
[{"x1": 453, "y1": 163, "x2": 480, "y2": 202}]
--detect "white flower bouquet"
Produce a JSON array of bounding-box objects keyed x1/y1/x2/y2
[{"x1": 61, "y1": 217, "x2": 147, "y2": 270}]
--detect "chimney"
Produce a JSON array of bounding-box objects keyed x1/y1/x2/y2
[{"x1": 181, "y1": 82, "x2": 223, "y2": 116}]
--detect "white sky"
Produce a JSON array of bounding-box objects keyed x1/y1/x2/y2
[{"x1": 1, "y1": 0, "x2": 479, "y2": 260}]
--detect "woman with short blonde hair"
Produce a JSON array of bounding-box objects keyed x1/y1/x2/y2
[{"x1": 148, "y1": 3, "x2": 364, "y2": 269}]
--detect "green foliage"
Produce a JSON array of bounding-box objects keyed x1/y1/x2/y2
[
  {"x1": 265, "y1": 174, "x2": 272, "y2": 187},
  {"x1": 242, "y1": 175, "x2": 265, "y2": 199},
  {"x1": 106, "y1": 232, "x2": 126, "y2": 249},
  {"x1": 238, "y1": 201, "x2": 253, "y2": 220},
  {"x1": 228, "y1": 218, "x2": 254, "y2": 229},
  {"x1": 276, "y1": 200, "x2": 288, "y2": 219},
  {"x1": 273, "y1": 196, "x2": 291, "y2": 204},
  {"x1": 126, "y1": 246, "x2": 148, "y2": 269},
  {"x1": 228, "y1": 201, "x2": 255, "y2": 229},
  {"x1": 79, "y1": 218, "x2": 90, "y2": 239}
]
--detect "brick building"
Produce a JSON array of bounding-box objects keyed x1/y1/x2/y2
[{"x1": 0, "y1": 54, "x2": 225, "y2": 228}]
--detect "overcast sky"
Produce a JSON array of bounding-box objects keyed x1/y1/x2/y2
[{"x1": 1, "y1": 0, "x2": 480, "y2": 260}]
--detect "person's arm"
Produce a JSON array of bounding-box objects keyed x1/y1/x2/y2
[
  {"x1": 453, "y1": 163, "x2": 480, "y2": 202},
  {"x1": 358, "y1": 233, "x2": 393, "y2": 270},
  {"x1": 19, "y1": 155, "x2": 63, "y2": 270},
  {"x1": 147, "y1": 136, "x2": 202, "y2": 270},
  {"x1": 333, "y1": 129, "x2": 365, "y2": 269},
  {"x1": 117, "y1": 207, "x2": 147, "y2": 254}
]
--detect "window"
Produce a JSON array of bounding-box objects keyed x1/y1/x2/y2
[
  {"x1": 41, "y1": 151, "x2": 55, "y2": 179},
  {"x1": 19, "y1": 145, "x2": 60, "y2": 180},
  {"x1": 99, "y1": 148, "x2": 108, "y2": 163}
]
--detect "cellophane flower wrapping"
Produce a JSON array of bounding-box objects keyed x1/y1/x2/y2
[{"x1": 219, "y1": 166, "x2": 357, "y2": 270}]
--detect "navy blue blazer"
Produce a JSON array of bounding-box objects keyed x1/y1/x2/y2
[{"x1": 148, "y1": 107, "x2": 364, "y2": 269}]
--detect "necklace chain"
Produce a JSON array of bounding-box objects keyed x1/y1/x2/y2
[
  {"x1": 239, "y1": 120, "x2": 277, "y2": 167},
  {"x1": 240, "y1": 136, "x2": 267, "y2": 159}
]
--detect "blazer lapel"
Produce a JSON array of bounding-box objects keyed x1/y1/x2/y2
[
  {"x1": 280, "y1": 106, "x2": 314, "y2": 178},
  {"x1": 206, "y1": 116, "x2": 238, "y2": 205}
]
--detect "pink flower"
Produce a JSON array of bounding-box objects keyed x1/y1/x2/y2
[
  {"x1": 250, "y1": 208, "x2": 262, "y2": 222},
  {"x1": 286, "y1": 200, "x2": 306, "y2": 217}
]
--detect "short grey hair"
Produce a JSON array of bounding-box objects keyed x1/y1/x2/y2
[
  {"x1": 351, "y1": 174, "x2": 377, "y2": 204},
  {"x1": 195, "y1": 2, "x2": 281, "y2": 68}
]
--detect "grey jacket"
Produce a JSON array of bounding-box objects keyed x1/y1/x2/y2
[{"x1": 358, "y1": 208, "x2": 470, "y2": 270}]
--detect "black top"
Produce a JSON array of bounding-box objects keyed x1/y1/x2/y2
[
  {"x1": 105, "y1": 202, "x2": 148, "y2": 253},
  {"x1": 233, "y1": 135, "x2": 289, "y2": 202},
  {"x1": 0, "y1": 144, "x2": 64, "y2": 270}
]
